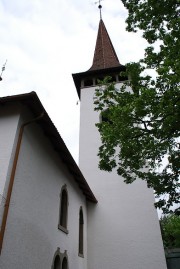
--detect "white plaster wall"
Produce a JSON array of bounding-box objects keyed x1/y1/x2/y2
[
  {"x1": 0, "y1": 105, "x2": 20, "y2": 228},
  {"x1": 0, "y1": 107, "x2": 88, "y2": 269},
  {"x1": 79, "y1": 86, "x2": 167, "y2": 269}
]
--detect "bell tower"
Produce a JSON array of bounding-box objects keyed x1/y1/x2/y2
[{"x1": 72, "y1": 7, "x2": 167, "y2": 269}]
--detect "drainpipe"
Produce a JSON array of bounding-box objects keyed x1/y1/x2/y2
[{"x1": 0, "y1": 112, "x2": 44, "y2": 254}]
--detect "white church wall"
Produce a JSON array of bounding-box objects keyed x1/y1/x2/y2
[
  {"x1": 79, "y1": 86, "x2": 167, "y2": 269},
  {"x1": 0, "y1": 105, "x2": 20, "y2": 228},
  {"x1": 0, "y1": 106, "x2": 88, "y2": 269}
]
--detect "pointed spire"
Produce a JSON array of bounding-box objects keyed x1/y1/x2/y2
[{"x1": 89, "y1": 19, "x2": 121, "y2": 71}]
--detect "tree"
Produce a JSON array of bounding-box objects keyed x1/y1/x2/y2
[
  {"x1": 160, "y1": 214, "x2": 180, "y2": 248},
  {"x1": 94, "y1": 0, "x2": 180, "y2": 213}
]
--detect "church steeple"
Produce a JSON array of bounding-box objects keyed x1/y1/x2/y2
[
  {"x1": 89, "y1": 19, "x2": 121, "y2": 71},
  {"x1": 72, "y1": 17, "x2": 125, "y2": 99}
]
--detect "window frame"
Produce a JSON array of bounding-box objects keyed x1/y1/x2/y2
[
  {"x1": 78, "y1": 206, "x2": 84, "y2": 258},
  {"x1": 58, "y1": 185, "x2": 69, "y2": 234}
]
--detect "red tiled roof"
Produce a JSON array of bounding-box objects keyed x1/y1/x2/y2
[{"x1": 89, "y1": 19, "x2": 121, "y2": 71}]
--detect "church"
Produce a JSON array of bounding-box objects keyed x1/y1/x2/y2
[{"x1": 0, "y1": 11, "x2": 167, "y2": 269}]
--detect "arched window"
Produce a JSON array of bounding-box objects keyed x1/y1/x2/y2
[
  {"x1": 78, "y1": 207, "x2": 84, "y2": 257},
  {"x1": 58, "y1": 185, "x2": 68, "y2": 233},
  {"x1": 62, "y1": 257, "x2": 68, "y2": 269},
  {"x1": 52, "y1": 248, "x2": 68, "y2": 269},
  {"x1": 53, "y1": 255, "x2": 61, "y2": 269},
  {"x1": 100, "y1": 108, "x2": 112, "y2": 123}
]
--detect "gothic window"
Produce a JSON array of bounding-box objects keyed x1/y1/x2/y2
[
  {"x1": 78, "y1": 207, "x2": 84, "y2": 257},
  {"x1": 62, "y1": 257, "x2": 68, "y2": 269},
  {"x1": 53, "y1": 255, "x2": 61, "y2": 269},
  {"x1": 58, "y1": 185, "x2": 68, "y2": 233},
  {"x1": 52, "y1": 248, "x2": 68, "y2": 269}
]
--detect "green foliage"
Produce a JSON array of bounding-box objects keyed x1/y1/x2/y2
[
  {"x1": 94, "y1": 0, "x2": 180, "y2": 213},
  {"x1": 160, "y1": 214, "x2": 180, "y2": 248}
]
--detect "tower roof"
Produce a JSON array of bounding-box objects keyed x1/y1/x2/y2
[
  {"x1": 89, "y1": 19, "x2": 121, "y2": 71},
  {"x1": 72, "y1": 18, "x2": 125, "y2": 99}
]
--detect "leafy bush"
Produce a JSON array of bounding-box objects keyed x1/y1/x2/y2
[{"x1": 160, "y1": 214, "x2": 180, "y2": 248}]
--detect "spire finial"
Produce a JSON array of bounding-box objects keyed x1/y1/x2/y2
[{"x1": 95, "y1": 0, "x2": 103, "y2": 19}]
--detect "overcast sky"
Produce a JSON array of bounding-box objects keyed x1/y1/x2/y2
[{"x1": 0, "y1": 0, "x2": 147, "y2": 163}]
